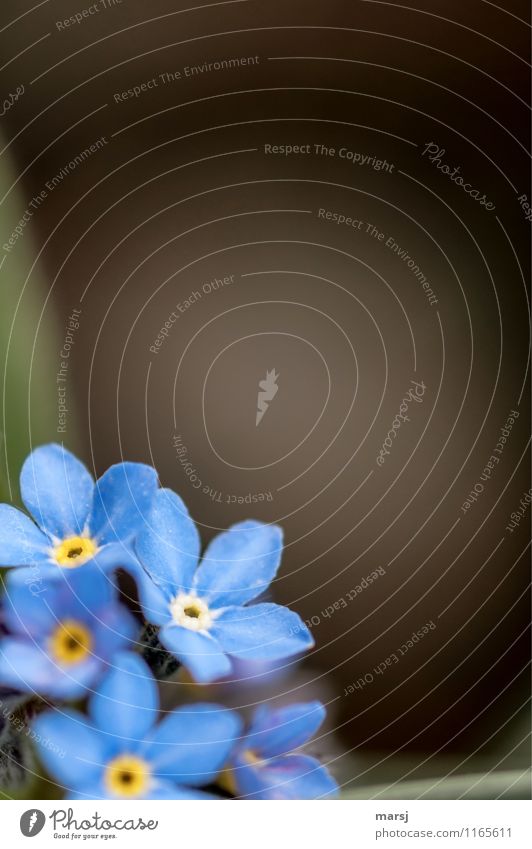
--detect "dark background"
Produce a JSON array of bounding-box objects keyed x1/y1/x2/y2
[{"x1": 1, "y1": 0, "x2": 530, "y2": 790}]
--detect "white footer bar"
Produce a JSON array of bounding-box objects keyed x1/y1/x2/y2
[{"x1": 4, "y1": 799, "x2": 531, "y2": 848}]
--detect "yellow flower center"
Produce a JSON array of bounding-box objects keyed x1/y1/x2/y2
[
  {"x1": 105, "y1": 755, "x2": 151, "y2": 798},
  {"x1": 243, "y1": 749, "x2": 263, "y2": 766},
  {"x1": 218, "y1": 767, "x2": 238, "y2": 796},
  {"x1": 53, "y1": 535, "x2": 98, "y2": 567},
  {"x1": 219, "y1": 750, "x2": 263, "y2": 797},
  {"x1": 49, "y1": 620, "x2": 93, "y2": 665},
  {"x1": 169, "y1": 593, "x2": 213, "y2": 631}
]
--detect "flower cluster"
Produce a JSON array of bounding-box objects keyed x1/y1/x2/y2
[{"x1": 0, "y1": 445, "x2": 337, "y2": 800}]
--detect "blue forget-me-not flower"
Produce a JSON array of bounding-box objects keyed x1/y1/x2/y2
[
  {"x1": 227, "y1": 702, "x2": 338, "y2": 799},
  {"x1": 0, "y1": 569, "x2": 137, "y2": 698},
  {"x1": 0, "y1": 444, "x2": 158, "y2": 584},
  {"x1": 34, "y1": 653, "x2": 242, "y2": 799}
]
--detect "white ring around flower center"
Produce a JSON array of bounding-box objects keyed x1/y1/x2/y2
[{"x1": 169, "y1": 593, "x2": 213, "y2": 631}]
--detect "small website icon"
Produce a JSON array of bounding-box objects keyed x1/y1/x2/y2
[{"x1": 20, "y1": 809, "x2": 46, "y2": 837}]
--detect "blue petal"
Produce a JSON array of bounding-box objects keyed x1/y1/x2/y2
[
  {"x1": 57, "y1": 566, "x2": 116, "y2": 610},
  {"x1": 0, "y1": 505, "x2": 51, "y2": 566},
  {"x1": 92, "y1": 605, "x2": 138, "y2": 657},
  {"x1": 0, "y1": 640, "x2": 48, "y2": 691},
  {"x1": 4, "y1": 566, "x2": 126, "y2": 637},
  {"x1": 160, "y1": 626, "x2": 232, "y2": 683},
  {"x1": 131, "y1": 564, "x2": 172, "y2": 626},
  {"x1": 5, "y1": 563, "x2": 65, "y2": 590},
  {"x1": 246, "y1": 702, "x2": 326, "y2": 758},
  {"x1": 193, "y1": 521, "x2": 283, "y2": 607},
  {"x1": 135, "y1": 489, "x2": 200, "y2": 595},
  {"x1": 20, "y1": 444, "x2": 94, "y2": 538},
  {"x1": 212, "y1": 603, "x2": 314, "y2": 661},
  {"x1": 3, "y1": 580, "x2": 57, "y2": 636},
  {"x1": 89, "y1": 653, "x2": 158, "y2": 741},
  {"x1": 0, "y1": 639, "x2": 101, "y2": 698},
  {"x1": 88, "y1": 462, "x2": 159, "y2": 546},
  {"x1": 44, "y1": 659, "x2": 103, "y2": 699},
  {"x1": 4, "y1": 545, "x2": 139, "y2": 586},
  {"x1": 143, "y1": 703, "x2": 241, "y2": 786},
  {"x1": 89, "y1": 542, "x2": 141, "y2": 575},
  {"x1": 68, "y1": 783, "x2": 109, "y2": 801},
  {"x1": 33, "y1": 710, "x2": 108, "y2": 788},
  {"x1": 147, "y1": 784, "x2": 220, "y2": 800},
  {"x1": 233, "y1": 753, "x2": 338, "y2": 799},
  {"x1": 68, "y1": 780, "x2": 217, "y2": 800},
  {"x1": 20, "y1": 566, "x2": 117, "y2": 627}
]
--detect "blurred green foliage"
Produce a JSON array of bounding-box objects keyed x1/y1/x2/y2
[
  {"x1": 0, "y1": 145, "x2": 79, "y2": 504},
  {"x1": 341, "y1": 769, "x2": 530, "y2": 800}
]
